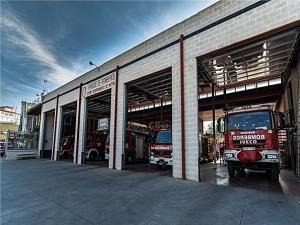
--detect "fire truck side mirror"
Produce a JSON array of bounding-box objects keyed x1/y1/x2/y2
[
  {"x1": 217, "y1": 117, "x2": 224, "y2": 133},
  {"x1": 278, "y1": 112, "x2": 285, "y2": 129}
]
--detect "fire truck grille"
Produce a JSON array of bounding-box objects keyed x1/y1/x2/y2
[
  {"x1": 233, "y1": 140, "x2": 265, "y2": 145},
  {"x1": 153, "y1": 150, "x2": 172, "y2": 156}
]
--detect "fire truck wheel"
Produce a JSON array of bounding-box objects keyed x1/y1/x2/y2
[
  {"x1": 227, "y1": 163, "x2": 235, "y2": 177},
  {"x1": 239, "y1": 168, "x2": 246, "y2": 177},
  {"x1": 89, "y1": 152, "x2": 98, "y2": 161}
]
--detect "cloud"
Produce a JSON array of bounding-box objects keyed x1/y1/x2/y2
[
  {"x1": 125, "y1": 1, "x2": 218, "y2": 42},
  {"x1": 1, "y1": 8, "x2": 80, "y2": 85},
  {"x1": 3, "y1": 85, "x2": 23, "y2": 93}
]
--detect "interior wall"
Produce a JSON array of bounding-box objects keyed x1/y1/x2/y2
[{"x1": 294, "y1": 58, "x2": 300, "y2": 176}]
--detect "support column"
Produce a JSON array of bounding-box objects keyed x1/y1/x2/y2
[
  {"x1": 112, "y1": 66, "x2": 119, "y2": 169},
  {"x1": 212, "y1": 84, "x2": 216, "y2": 163},
  {"x1": 183, "y1": 50, "x2": 200, "y2": 181},
  {"x1": 180, "y1": 34, "x2": 186, "y2": 180},
  {"x1": 53, "y1": 106, "x2": 63, "y2": 160},
  {"x1": 171, "y1": 62, "x2": 182, "y2": 179},
  {"x1": 38, "y1": 112, "x2": 45, "y2": 158},
  {"x1": 51, "y1": 95, "x2": 59, "y2": 160},
  {"x1": 74, "y1": 83, "x2": 83, "y2": 164},
  {"x1": 75, "y1": 84, "x2": 87, "y2": 164}
]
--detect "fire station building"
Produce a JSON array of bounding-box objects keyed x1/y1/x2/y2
[{"x1": 38, "y1": 0, "x2": 300, "y2": 181}]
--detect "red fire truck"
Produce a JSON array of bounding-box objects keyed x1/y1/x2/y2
[
  {"x1": 104, "y1": 125, "x2": 150, "y2": 163},
  {"x1": 60, "y1": 133, "x2": 107, "y2": 161},
  {"x1": 217, "y1": 106, "x2": 284, "y2": 181},
  {"x1": 84, "y1": 132, "x2": 108, "y2": 161},
  {"x1": 149, "y1": 128, "x2": 172, "y2": 166}
]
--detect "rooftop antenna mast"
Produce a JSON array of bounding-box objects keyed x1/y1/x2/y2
[{"x1": 36, "y1": 77, "x2": 49, "y2": 100}]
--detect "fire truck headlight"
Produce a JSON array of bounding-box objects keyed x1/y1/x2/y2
[
  {"x1": 225, "y1": 153, "x2": 234, "y2": 158},
  {"x1": 266, "y1": 154, "x2": 278, "y2": 159}
]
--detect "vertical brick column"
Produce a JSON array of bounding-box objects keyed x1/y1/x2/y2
[
  {"x1": 112, "y1": 66, "x2": 120, "y2": 169},
  {"x1": 38, "y1": 112, "x2": 45, "y2": 158},
  {"x1": 183, "y1": 57, "x2": 200, "y2": 181},
  {"x1": 172, "y1": 63, "x2": 183, "y2": 179},
  {"x1": 75, "y1": 96, "x2": 87, "y2": 164},
  {"x1": 53, "y1": 106, "x2": 62, "y2": 161},
  {"x1": 74, "y1": 84, "x2": 83, "y2": 164},
  {"x1": 114, "y1": 68, "x2": 124, "y2": 170},
  {"x1": 51, "y1": 95, "x2": 59, "y2": 160},
  {"x1": 108, "y1": 68, "x2": 123, "y2": 170},
  {"x1": 109, "y1": 86, "x2": 116, "y2": 169}
]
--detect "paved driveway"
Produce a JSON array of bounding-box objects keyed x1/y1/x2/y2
[{"x1": 1, "y1": 159, "x2": 300, "y2": 225}]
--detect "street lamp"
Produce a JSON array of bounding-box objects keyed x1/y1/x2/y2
[{"x1": 89, "y1": 61, "x2": 100, "y2": 71}]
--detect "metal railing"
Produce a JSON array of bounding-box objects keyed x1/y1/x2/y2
[{"x1": 4, "y1": 130, "x2": 39, "y2": 159}]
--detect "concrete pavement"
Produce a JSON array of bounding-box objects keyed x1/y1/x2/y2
[{"x1": 1, "y1": 159, "x2": 300, "y2": 225}]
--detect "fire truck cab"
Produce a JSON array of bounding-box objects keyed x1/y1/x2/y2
[
  {"x1": 60, "y1": 136, "x2": 75, "y2": 159},
  {"x1": 84, "y1": 132, "x2": 108, "y2": 161},
  {"x1": 104, "y1": 126, "x2": 149, "y2": 163},
  {"x1": 149, "y1": 128, "x2": 172, "y2": 166},
  {"x1": 217, "y1": 106, "x2": 284, "y2": 181}
]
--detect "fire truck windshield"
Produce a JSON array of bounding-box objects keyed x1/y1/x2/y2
[
  {"x1": 154, "y1": 130, "x2": 172, "y2": 144},
  {"x1": 226, "y1": 111, "x2": 272, "y2": 131}
]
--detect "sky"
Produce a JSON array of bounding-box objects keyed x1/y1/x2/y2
[{"x1": 1, "y1": 0, "x2": 218, "y2": 112}]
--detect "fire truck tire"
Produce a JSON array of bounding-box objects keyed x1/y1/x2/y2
[
  {"x1": 239, "y1": 168, "x2": 246, "y2": 177},
  {"x1": 227, "y1": 163, "x2": 235, "y2": 177},
  {"x1": 89, "y1": 151, "x2": 98, "y2": 161}
]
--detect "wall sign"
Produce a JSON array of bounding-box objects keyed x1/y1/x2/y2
[
  {"x1": 97, "y1": 118, "x2": 110, "y2": 131},
  {"x1": 82, "y1": 74, "x2": 115, "y2": 98}
]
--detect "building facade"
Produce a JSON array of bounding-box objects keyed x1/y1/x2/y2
[
  {"x1": 39, "y1": 0, "x2": 300, "y2": 180},
  {"x1": 0, "y1": 106, "x2": 20, "y2": 142}
]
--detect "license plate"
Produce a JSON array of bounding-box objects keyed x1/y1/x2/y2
[
  {"x1": 158, "y1": 161, "x2": 164, "y2": 165},
  {"x1": 243, "y1": 147, "x2": 255, "y2": 150}
]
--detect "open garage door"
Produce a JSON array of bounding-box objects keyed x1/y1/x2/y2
[
  {"x1": 58, "y1": 102, "x2": 77, "y2": 162},
  {"x1": 83, "y1": 90, "x2": 111, "y2": 167},
  {"x1": 41, "y1": 110, "x2": 55, "y2": 158},
  {"x1": 197, "y1": 27, "x2": 300, "y2": 189},
  {"x1": 124, "y1": 69, "x2": 172, "y2": 176}
]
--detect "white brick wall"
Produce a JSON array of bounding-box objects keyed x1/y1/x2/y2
[
  {"x1": 108, "y1": 86, "x2": 116, "y2": 169},
  {"x1": 53, "y1": 106, "x2": 62, "y2": 160},
  {"x1": 38, "y1": 112, "x2": 45, "y2": 157},
  {"x1": 76, "y1": 96, "x2": 87, "y2": 164},
  {"x1": 42, "y1": 0, "x2": 261, "y2": 103},
  {"x1": 39, "y1": 0, "x2": 300, "y2": 180},
  {"x1": 115, "y1": 45, "x2": 182, "y2": 174}
]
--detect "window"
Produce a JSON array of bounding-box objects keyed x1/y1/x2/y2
[
  {"x1": 226, "y1": 111, "x2": 273, "y2": 131},
  {"x1": 155, "y1": 130, "x2": 172, "y2": 144}
]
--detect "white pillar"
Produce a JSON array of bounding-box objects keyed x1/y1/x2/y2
[
  {"x1": 184, "y1": 57, "x2": 200, "y2": 181},
  {"x1": 75, "y1": 97, "x2": 87, "y2": 164},
  {"x1": 53, "y1": 106, "x2": 62, "y2": 161},
  {"x1": 114, "y1": 75, "x2": 125, "y2": 170},
  {"x1": 172, "y1": 63, "x2": 183, "y2": 179},
  {"x1": 109, "y1": 87, "x2": 115, "y2": 169},
  {"x1": 38, "y1": 112, "x2": 45, "y2": 158}
]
